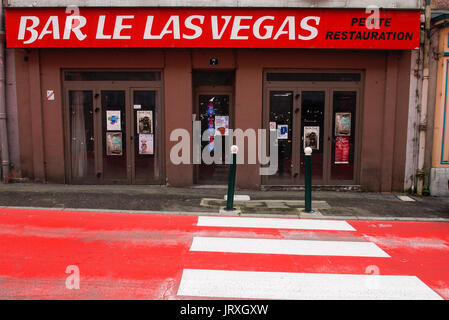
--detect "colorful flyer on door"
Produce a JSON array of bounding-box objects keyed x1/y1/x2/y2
[
  {"x1": 335, "y1": 113, "x2": 351, "y2": 136},
  {"x1": 277, "y1": 125, "x2": 288, "y2": 140},
  {"x1": 106, "y1": 132, "x2": 123, "y2": 156},
  {"x1": 214, "y1": 116, "x2": 229, "y2": 136},
  {"x1": 207, "y1": 98, "x2": 215, "y2": 151},
  {"x1": 106, "y1": 111, "x2": 121, "y2": 131},
  {"x1": 139, "y1": 134, "x2": 154, "y2": 155},
  {"x1": 207, "y1": 97, "x2": 215, "y2": 117},
  {"x1": 304, "y1": 126, "x2": 320, "y2": 150},
  {"x1": 335, "y1": 136, "x2": 350, "y2": 164},
  {"x1": 137, "y1": 110, "x2": 153, "y2": 134}
]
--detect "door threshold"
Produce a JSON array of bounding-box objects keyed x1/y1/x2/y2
[
  {"x1": 192, "y1": 185, "x2": 228, "y2": 189},
  {"x1": 261, "y1": 185, "x2": 362, "y2": 192}
]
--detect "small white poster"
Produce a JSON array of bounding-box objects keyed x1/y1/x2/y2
[
  {"x1": 106, "y1": 110, "x2": 121, "y2": 131},
  {"x1": 335, "y1": 112, "x2": 352, "y2": 137},
  {"x1": 215, "y1": 115, "x2": 229, "y2": 136},
  {"x1": 137, "y1": 110, "x2": 153, "y2": 134},
  {"x1": 269, "y1": 122, "x2": 276, "y2": 131},
  {"x1": 139, "y1": 134, "x2": 154, "y2": 155},
  {"x1": 106, "y1": 132, "x2": 123, "y2": 156},
  {"x1": 304, "y1": 126, "x2": 320, "y2": 150},
  {"x1": 46, "y1": 90, "x2": 55, "y2": 101},
  {"x1": 277, "y1": 125, "x2": 288, "y2": 140}
]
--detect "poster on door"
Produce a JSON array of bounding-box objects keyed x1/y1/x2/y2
[
  {"x1": 139, "y1": 134, "x2": 154, "y2": 155},
  {"x1": 335, "y1": 136, "x2": 350, "y2": 164},
  {"x1": 137, "y1": 110, "x2": 153, "y2": 134},
  {"x1": 207, "y1": 98, "x2": 215, "y2": 151},
  {"x1": 304, "y1": 126, "x2": 320, "y2": 150},
  {"x1": 106, "y1": 132, "x2": 123, "y2": 156},
  {"x1": 335, "y1": 112, "x2": 351, "y2": 137},
  {"x1": 215, "y1": 115, "x2": 229, "y2": 136},
  {"x1": 277, "y1": 125, "x2": 288, "y2": 140},
  {"x1": 106, "y1": 110, "x2": 121, "y2": 131}
]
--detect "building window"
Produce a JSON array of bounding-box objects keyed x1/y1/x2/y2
[
  {"x1": 64, "y1": 71, "x2": 161, "y2": 81},
  {"x1": 266, "y1": 73, "x2": 361, "y2": 82}
]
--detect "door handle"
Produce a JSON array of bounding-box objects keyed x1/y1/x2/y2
[
  {"x1": 293, "y1": 173, "x2": 299, "y2": 178},
  {"x1": 295, "y1": 108, "x2": 300, "y2": 114}
]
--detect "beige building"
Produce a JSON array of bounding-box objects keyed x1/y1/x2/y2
[{"x1": 430, "y1": 8, "x2": 449, "y2": 195}]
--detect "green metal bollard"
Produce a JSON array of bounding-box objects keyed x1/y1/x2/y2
[
  {"x1": 304, "y1": 147, "x2": 313, "y2": 213},
  {"x1": 225, "y1": 145, "x2": 239, "y2": 211}
]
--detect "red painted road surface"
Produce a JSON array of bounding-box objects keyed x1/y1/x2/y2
[{"x1": 0, "y1": 208, "x2": 448, "y2": 299}]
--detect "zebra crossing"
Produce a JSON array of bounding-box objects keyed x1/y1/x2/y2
[{"x1": 177, "y1": 216, "x2": 443, "y2": 300}]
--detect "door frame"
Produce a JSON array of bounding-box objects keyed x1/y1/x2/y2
[
  {"x1": 327, "y1": 87, "x2": 363, "y2": 185},
  {"x1": 262, "y1": 87, "x2": 298, "y2": 186},
  {"x1": 63, "y1": 76, "x2": 164, "y2": 185},
  {"x1": 130, "y1": 87, "x2": 164, "y2": 185},
  {"x1": 262, "y1": 87, "x2": 331, "y2": 185},
  {"x1": 262, "y1": 69, "x2": 364, "y2": 186},
  {"x1": 298, "y1": 87, "x2": 332, "y2": 185},
  {"x1": 193, "y1": 85, "x2": 234, "y2": 184}
]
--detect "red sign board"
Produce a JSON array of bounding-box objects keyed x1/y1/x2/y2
[{"x1": 5, "y1": 7, "x2": 420, "y2": 49}]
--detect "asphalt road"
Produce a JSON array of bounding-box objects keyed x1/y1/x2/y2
[{"x1": 0, "y1": 208, "x2": 447, "y2": 300}]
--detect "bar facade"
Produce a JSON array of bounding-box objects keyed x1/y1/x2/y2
[{"x1": 3, "y1": 4, "x2": 422, "y2": 192}]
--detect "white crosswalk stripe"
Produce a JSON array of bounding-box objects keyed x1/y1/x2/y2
[
  {"x1": 190, "y1": 236, "x2": 390, "y2": 257},
  {"x1": 177, "y1": 269, "x2": 443, "y2": 300},
  {"x1": 177, "y1": 217, "x2": 442, "y2": 300},
  {"x1": 197, "y1": 216, "x2": 356, "y2": 231}
]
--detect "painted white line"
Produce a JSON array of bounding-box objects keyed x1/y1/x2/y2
[
  {"x1": 190, "y1": 237, "x2": 390, "y2": 257},
  {"x1": 224, "y1": 195, "x2": 251, "y2": 201},
  {"x1": 397, "y1": 195, "x2": 416, "y2": 202},
  {"x1": 177, "y1": 269, "x2": 442, "y2": 300},
  {"x1": 197, "y1": 216, "x2": 356, "y2": 231}
]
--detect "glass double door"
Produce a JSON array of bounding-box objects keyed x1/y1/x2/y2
[
  {"x1": 195, "y1": 92, "x2": 232, "y2": 184},
  {"x1": 66, "y1": 87, "x2": 162, "y2": 184},
  {"x1": 264, "y1": 88, "x2": 358, "y2": 185}
]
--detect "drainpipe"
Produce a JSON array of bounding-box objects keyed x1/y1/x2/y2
[
  {"x1": 416, "y1": 0, "x2": 431, "y2": 196},
  {"x1": 0, "y1": 0, "x2": 9, "y2": 184}
]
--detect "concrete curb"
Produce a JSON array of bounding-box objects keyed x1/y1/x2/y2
[{"x1": 1, "y1": 205, "x2": 448, "y2": 222}]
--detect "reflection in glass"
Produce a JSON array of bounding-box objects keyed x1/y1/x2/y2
[
  {"x1": 65, "y1": 71, "x2": 161, "y2": 82},
  {"x1": 102, "y1": 91, "x2": 127, "y2": 181},
  {"x1": 198, "y1": 95, "x2": 230, "y2": 184},
  {"x1": 300, "y1": 91, "x2": 325, "y2": 180},
  {"x1": 331, "y1": 91, "x2": 357, "y2": 181},
  {"x1": 134, "y1": 91, "x2": 159, "y2": 183},
  {"x1": 267, "y1": 91, "x2": 293, "y2": 185},
  {"x1": 69, "y1": 91, "x2": 95, "y2": 180},
  {"x1": 267, "y1": 73, "x2": 361, "y2": 82}
]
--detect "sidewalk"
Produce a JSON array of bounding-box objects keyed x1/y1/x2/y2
[{"x1": 0, "y1": 183, "x2": 448, "y2": 221}]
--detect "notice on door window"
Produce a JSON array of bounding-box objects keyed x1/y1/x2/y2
[
  {"x1": 277, "y1": 125, "x2": 288, "y2": 140},
  {"x1": 106, "y1": 110, "x2": 121, "y2": 131},
  {"x1": 335, "y1": 136, "x2": 350, "y2": 164},
  {"x1": 335, "y1": 113, "x2": 351, "y2": 136},
  {"x1": 106, "y1": 132, "x2": 123, "y2": 156},
  {"x1": 207, "y1": 98, "x2": 215, "y2": 151},
  {"x1": 139, "y1": 134, "x2": 154, "y2": 155},
  {"x1": 304, "y1": 126, "x2": 320, "y2": 150},
  {"x1": 137, "y1": 110, "x2": 153, "y2": 134},
  {"x1": 214, "y1": 116, "x2": 229, "y2": 136}
]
